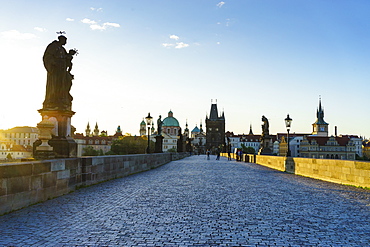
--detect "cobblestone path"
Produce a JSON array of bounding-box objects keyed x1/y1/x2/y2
[{"x1": 1, "y1": 155, "x2": 369, "y2": 246}]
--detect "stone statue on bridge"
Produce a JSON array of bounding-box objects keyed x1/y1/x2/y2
[
  {"x1": 34, "y1": 32, "x2": 78, "y2": 159},
  {"x1": 157, "y1": 115, "x2": 163, "y2": 135},
  {"x1": 258, "y1": 115, "x2": 272, "y2": 155},
  {"x1": 42, "y1": 33, "x2": 77, "y2": 111},
  {"x1": 261, "y1": 115, "x2": 269, "y2": 137}
]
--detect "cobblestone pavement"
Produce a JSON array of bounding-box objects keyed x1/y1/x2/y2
[{"x1": 1, "y1": 155, "x2": 370, "y2": 246}]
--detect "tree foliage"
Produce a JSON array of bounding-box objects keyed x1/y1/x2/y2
[
  {"x1": 82, "y1": 146, "x2": 103, "y2": 156},
  {"x1": 241, "y1": 144, "x2": 256, "y2": 154},
  {"x1": 6, "y1": 153, "x2": 12, "y2": 160},
  {"x1": 110, "y1": 136, "x2": 154, "y2": 155},
  {"x1": 167, "y1": 147, "x2": 177, "y2": 153}
]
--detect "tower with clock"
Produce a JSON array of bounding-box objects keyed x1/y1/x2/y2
[{"x1": 312, "y1": 98, "x2": 329, "y2": 136}]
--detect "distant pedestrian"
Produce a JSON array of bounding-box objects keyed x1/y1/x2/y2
[
  {"x1": 206, "y1": 150, "x2": 210, "y2": 160},
  {"x1": 237, "y1": 149, "x2": 243, "y2": 162},
  {"x1": 228, "y1": 150, "x2": 231, "y2": 161},
  {"x1": 216, "y1": 149, "x2": 220, "y2": 160}
]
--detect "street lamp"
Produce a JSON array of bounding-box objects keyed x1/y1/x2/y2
[
  {"x1": 146, "y1": 112, "x2": 153, "y2": 154},
  {"x1": 284, "y1": 114, "x2": 292, "y2": 157}
]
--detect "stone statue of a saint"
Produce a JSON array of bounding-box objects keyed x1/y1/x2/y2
[
  {"x1": 43, "y1": 34, "x2": 77, "y2": 111},
  {"x1": 261, "y1": 115, "x2": 269, "y2": 137},
  {"x1": 157, "y1": 115, "x2": 163, "y2": 135}
]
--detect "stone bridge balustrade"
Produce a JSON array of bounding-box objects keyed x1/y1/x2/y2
[
  {"x1": 221, "y1": 153, "x2": 370, "y2": 188},
  {"x1": 0, "y1": 152, "x2": 190, "y2": 215}
]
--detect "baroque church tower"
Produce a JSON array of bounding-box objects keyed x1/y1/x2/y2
[
  {"x1": 85, "y1": 122, "x2": 91, "y2": 137},
  {"x1": 312, "y1": 98, "x2": 329, "y2": 136},
  {"x1": 140, "y1": 119, "x2": 146, "y2": 136},
  {"x1": 93, "y1": 122, "x2": 100, "y2": 136}
]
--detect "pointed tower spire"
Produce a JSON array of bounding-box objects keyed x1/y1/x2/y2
[
  {"x1": 93, "y1": 122, "x2": 99, "y2": 136},
  {"x1": 312, "y1": 97, "x2": 329, "y2": 136},
  {"x1": 248, "y1": 124, "x2": 254, "y2": 135},
  {"x1": 85, "y1": 122, "x2": 91, "y2": 137},
  {"x1": 183, "y1": 119, "x2": 189, "y2": 138}
]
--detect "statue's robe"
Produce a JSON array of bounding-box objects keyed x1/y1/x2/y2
[{"x1": 43, "y1": 40, "x2": 70, "y2": 110}]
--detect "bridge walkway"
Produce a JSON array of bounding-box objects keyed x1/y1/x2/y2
[{"x1": 0, "y1": 155, "x2": 369, "y2": 246}]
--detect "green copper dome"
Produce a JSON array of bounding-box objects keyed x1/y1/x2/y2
[
  {"x1": 163, "y1": 117, "x2": 179, "y2": 127},
  {"x1": 162, "y1": 110, "x2": 180, "y2": 127}
]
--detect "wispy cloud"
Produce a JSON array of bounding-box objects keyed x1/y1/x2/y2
[
  {"x1": 217, "y1": 2, "x2": 225, "y2": 8},
  {"x1": 162, "y1": 43, "x2": 174, "y2": 48},
  {"x1": 81, "y1": 18, "x2": 120, "y2": 30},
  {"x1": 175, "y1": 42, "x2": 189, "y2": 49},
  {"x1": 82, "y1": 18, "x2": 97, "y2": 25},
  {"x1": 104, "y1": 22, "x2": 120, "y2": 28},
  {"x1": 0, "y1": 30, "x2": 36, "y2": 40},
  {"x1": 170, "y1": 35, "x2": 179, "y2": 40},
  {"x1": 162, "y1": 35, "x2": 189, "y2": 49},
  {"x1": 90, "y1": 7, "x2": 103, "y2": 12},
  {"x1": 66, "y1": 18, "x2": 75, "y2": 22},
  {"x1": 34, "y1": 27, "x2": 47, "y2": 32}
]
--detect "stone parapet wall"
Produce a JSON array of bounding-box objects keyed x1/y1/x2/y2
[
  {"x1": 292, "y1": 157, "x2": 370, "y2": 188},
  {"x1": 0, "y1": 152, "x2": 190, "y2": 215},
  {"x1": 221, "y1": 153, "x2": 370, "y2": 188}
]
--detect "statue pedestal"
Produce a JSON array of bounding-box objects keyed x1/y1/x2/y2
[
  {"x1": 155, "y1": 135, "x2": 164, "y2": 153},
  {"x1": 34, "y1": 109, "x2": 77, "y2": 158},
  {"x1": 258, "y1": 135, "x2": 273, "y2": 155}
]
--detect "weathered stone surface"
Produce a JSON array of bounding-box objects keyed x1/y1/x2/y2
[
  {"x1": 51, "y1": 160, "x2": 65, "y2": 171},
  {"x1": 42, "y1": 173, "x2": 57, "y2": 188},
  {"x1": 33, "y1": 162, "x2": 51, "y2": 175},
  {"x1": 1, "y1": 164, "x2": 32, "y2": 178},
  {"x1": 31, "y1": 175, "x2": 42, "y2": 190},
  {"x1": 8, "y1": 177, "x2": 30, "y2": 194},
  {"x1": 0, "y1": 179, "x2": 7, "y2": 196}
]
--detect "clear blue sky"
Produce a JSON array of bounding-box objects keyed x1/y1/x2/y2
[{"x1": 1, "y1": 0, "x2": 369, "y2": 138}]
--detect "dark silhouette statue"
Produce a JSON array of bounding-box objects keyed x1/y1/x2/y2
[
  {"x1": 258, "y1": 115, "x2": 272, "y2": 155},
  {"x1": 261, "y1": 115, "x2": 269, "y2": 137},
  {"x1": 43, "y1": 34, "x2": 77, "y2": 111},
  {"x1": 157, "y1": 115, "x2": 163, "y2": 135}
]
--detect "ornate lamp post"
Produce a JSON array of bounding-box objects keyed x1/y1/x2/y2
[
  {"x1": 146, "y1": 113, "x2": 153, "y2": 154},
  {"x1": 284, "y1": 114, "x2": 292, "y2": 157}
]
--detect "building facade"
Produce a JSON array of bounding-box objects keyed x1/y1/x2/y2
[
  {"x1": 300, "y1": 135, "x2": 356, "y2": 160},
  {"x1": 225, "y1": 131, "x2": 261, "y2": 154},
  {"x1": 74, "y1": 123, "x2": 121, "y2": 156},
  {"x1": 0, "y1": 126, "x2": 38, "y2": 160}
]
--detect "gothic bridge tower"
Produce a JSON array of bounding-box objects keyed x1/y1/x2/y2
[{"x1": 205, "y1": 101, "x2": 225, "y2": 152}]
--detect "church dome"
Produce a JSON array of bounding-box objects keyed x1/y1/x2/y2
[
  {"x1": 191, "y1": 126, "x2": 200, "y2": 133},
  {"x1": 162, "y1": 110, "x2": 180, "y2": 127}
]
